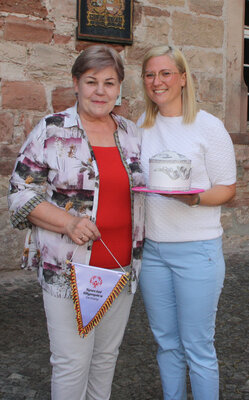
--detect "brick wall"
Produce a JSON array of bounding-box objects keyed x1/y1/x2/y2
[{"x1": 0, "y1": 0, "x2": 248, "y2": 271}]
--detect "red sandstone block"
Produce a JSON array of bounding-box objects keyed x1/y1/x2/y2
[
  {"x1": 244, "y1": 161, "x2": 249, "y2": 169},
  {"x1": 4, "y1": 16, "x2": 53, "y2": 43},
  {"x1": 189, "y1": 0, "x2": 223, "y2": 17},
  {"x1": 75, "y1": 41, "x2": 124, "y2": 53},
  {"x1": 113, "y1": 99, "x2": 129, "y2": 119},
  {"x1": 0, "y1": 144, "x2": 20, "y2": 159},
  {"x1": 227, "y1": 197, "x2": 249, "y2": 208},
  {"x1": 0, "y1": 17, "x2": 4, "y2": 30},
  {"x1": 126, "y1": 45, "x2": 151, "y2": 64},
  {"x1": 143, "y1": 6, "x2": 170, "y2": 17},
  {"x1": 0, "y1": 160, "x2": 16, "y2": 176},
  {"x1": 134, "y1": 4, "x2": 142, "y2": 26},
  {"x1": 0, "y1": 144, "x2": 20, "y2": 176},
  {"x1": 18, "y1": 113, "x2": 34, "y2": 138},
  {"x1": 2, "y1": 81, "x2": 47, "y2": 111},
  {"x1": 24, "y1": 116, "x2": 33, "y2": 138},
  {"x1": 0, "y1": 0, "x2": 47, "y2": 18},
  {"x1": 54, "y1": 34, "x2": 71, "y2": 44},
  {"x1": 52, "y1": 87, "x2": 75, "y2": 113},
  {"x1": 0, "y1": 112, "x2": 14, "y2": 143}
]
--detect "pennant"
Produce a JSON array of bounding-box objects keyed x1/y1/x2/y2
[{"x1": 69, "y1": 262, "x2": 129, "y2": 337}]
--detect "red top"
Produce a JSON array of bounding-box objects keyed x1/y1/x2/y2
[{"x1": 90, "y1": 146, "x2": 132, "y2": 269}]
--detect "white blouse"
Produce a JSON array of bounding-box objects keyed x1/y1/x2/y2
[{"x1": 137, "y1": 110, "x2": 236, "y2": 242}]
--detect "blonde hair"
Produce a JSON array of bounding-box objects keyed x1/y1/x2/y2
[{"x1": 141, "y1": 46, "x2": 197, "y2": 128}]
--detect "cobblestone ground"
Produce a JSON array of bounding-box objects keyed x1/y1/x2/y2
[{"x1": 0, "y1": 253, "x2": 248, "y2": 400}]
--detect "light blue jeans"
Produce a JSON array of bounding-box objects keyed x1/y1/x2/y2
[{"x1": 139, "y1": 237, "x2": 225, "y2": 400}]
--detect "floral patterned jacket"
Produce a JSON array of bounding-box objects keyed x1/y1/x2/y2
[{"x1": 8, "y1": 104, "x2": 145, "y2": 298}]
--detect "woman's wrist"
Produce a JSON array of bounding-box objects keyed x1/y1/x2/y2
[
  {"x1": 190, "y1": 194, "x2": 201, "y2": 207},
  {"x1": 28, "y1": 202, "x2": 76, "y2": 233}
]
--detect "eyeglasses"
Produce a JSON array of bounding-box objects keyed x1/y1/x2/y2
[{"x1": 143, "y1": 69, "x2": 180, "y2": 83}]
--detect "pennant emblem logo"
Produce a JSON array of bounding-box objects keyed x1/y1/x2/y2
[{"x1": 90, "y1": 275, "x2": 103, "y2": 288}]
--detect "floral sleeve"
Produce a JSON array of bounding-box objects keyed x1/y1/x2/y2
[{"x1": 8, "y1": 118, "x2": 49, "y2": 230}]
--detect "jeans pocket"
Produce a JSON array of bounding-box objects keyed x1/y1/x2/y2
[{"x1": 199, "y1": 237, "x2": 223, "y2": 266}]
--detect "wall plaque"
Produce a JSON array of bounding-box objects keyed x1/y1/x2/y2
[{"x1": 77, "y1": 0, "x2": 133, "y2": 45}]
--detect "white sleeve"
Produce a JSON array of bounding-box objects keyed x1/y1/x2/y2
[{"x1": 204, "y1": 119, "x2": 236, "y2": 186}]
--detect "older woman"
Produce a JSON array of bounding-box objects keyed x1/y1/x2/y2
[
  {"x1": 137, "y1": 46, "x2": 236, "y2": 400},
  {"x1": 8, "y1": 45, "x2": 144, "y2": 400}
]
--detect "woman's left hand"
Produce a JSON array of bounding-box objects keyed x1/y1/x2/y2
[
  {"x1": 65, "y1": 215, "x2": 101, "y2": 245},
  {"x1": 160, "y1": 183, "x2": 236, "y2": 207},
  {"x1": 161, "y1": 193, "x2": 200, "y2": 206}
]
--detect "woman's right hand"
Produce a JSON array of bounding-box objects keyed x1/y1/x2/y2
[{"x1": 65, "y1": 215, "x2": 101, "y2": 245}]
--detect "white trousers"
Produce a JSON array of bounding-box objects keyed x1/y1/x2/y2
[{"x1": 43, "y1": 284, "x2": 134, "y2": 400}]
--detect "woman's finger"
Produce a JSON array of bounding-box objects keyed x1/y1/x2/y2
[{"x1": 79, "y1": 218, "x2": 101, "y2": 239}]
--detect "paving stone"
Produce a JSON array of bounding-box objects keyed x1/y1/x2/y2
[{"x1": 0, "y1": 253, "x2": 248, "y2": 399}]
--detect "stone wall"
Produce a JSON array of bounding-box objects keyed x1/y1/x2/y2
[{"x1": 0, "y1": 0, "x2": 248, "y2": 271}]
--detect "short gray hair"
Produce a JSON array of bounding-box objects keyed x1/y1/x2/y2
[{"x1": 71, "y1": 45, "x2": 124, "y2": 82}]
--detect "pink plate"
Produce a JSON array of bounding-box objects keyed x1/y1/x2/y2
[{"x1": 132, "y1": 186, "x2": 205, "y2": 195}]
